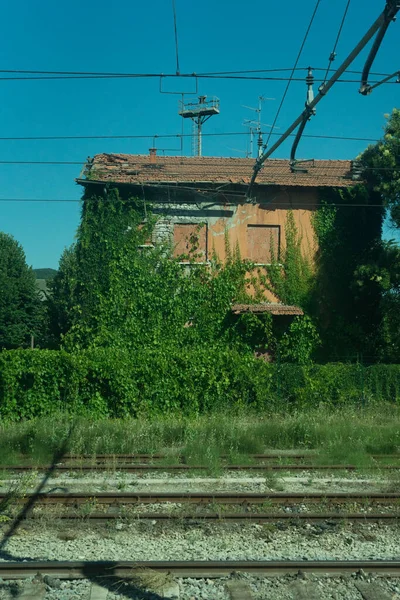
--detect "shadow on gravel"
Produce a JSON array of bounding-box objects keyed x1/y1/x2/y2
[
  {"x1": 82, "y1": 573, "x2": 175, "y2": 600},
  {"x1": 0, "y1": 423, "x2": 75, "y2": 560},
  {"x1": 0, "y1": 426, "x2": 175, "y2": 599}
]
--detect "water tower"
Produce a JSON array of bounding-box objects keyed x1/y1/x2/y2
[{"x1": 179, "y1": 95, "x2": 220, "y2": 156}]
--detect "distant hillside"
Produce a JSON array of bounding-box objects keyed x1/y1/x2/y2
[{"x1": 33, "y1": 268, "x2": 57, "y2": 280}]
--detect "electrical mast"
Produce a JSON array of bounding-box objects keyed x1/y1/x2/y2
[{"x1": 179, "y1": 95, "x2": 220, "y2": 156}]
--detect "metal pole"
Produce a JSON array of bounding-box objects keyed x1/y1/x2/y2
[
  {"x1": 198, "y1": 118, "x2": 202, "y2": 157},
  {"x1": 246, "y1": 9, "x2": 387, "y2": 200}
]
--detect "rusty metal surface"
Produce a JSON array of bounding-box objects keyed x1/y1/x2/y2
[
  {"x1": 1, "y1": 492, "x2": 400, "y2": 505},
  {"x1": 62, "y1": 453, "x2": 313, "y2": 461},
  {"x1": 24, "y1": 512, "x2": 400, "y2": 524},
  {"x1": 2, "y1": 463, "x2": 396, "y2": 472},
  {"x1": 1, "y1": 560, "x2": 400, "y2": 579}
]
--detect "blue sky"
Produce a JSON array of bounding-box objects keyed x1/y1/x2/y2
[{"x1": 0, "y1": 0, "x2": 399, "y2": 269}]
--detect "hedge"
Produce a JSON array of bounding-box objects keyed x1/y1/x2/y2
[{"x1": 0, "y1": 348, "x2": 399, "y2": 420}]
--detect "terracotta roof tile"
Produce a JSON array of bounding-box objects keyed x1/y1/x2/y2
[
  {"x1": 81, "y1": 154, "x2": 355, "y2": 188},
  {"x1": 231, "y1": 303, "x2": 304, "y2": 316}
]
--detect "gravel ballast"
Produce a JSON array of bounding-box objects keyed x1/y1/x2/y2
[
  {"x1": 0, "y1": 471, "x2": 397, "y2": 495},
  {"x1": 2, "y1": 521, "x2": 400, "y2": 563},
  {"x1": 1, "y1": 573, "x2": 400, "y2": 600}
]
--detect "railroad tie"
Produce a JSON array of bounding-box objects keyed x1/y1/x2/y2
[
  {"x1": 290, "y1": 581, "x2": 320, "y2": 599},
  {"x1": 17, "y1": 582, "x2": 46, "y2": 600},
  {"x1": 89, "y1": 584, "x2": 109, "y2": 600},
  {"x1": 226, "y1": 581, "x2": 254, "y2": 599},
  {"x1": 354, "y1": 581, "x2": 392, "y2": 600}
]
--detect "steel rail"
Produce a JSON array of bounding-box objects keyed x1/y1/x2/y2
[
  {"x1": 1, "y1": 560, "x2": 400, "y2": 578},
  {"x1": 1, "y1": 492, "x2": 400, "y2": 505},
  {"x1": 24, "y1": 512, "x2": 400, "y2": 524},
  {"x1": 62, "y1": 453, "x2": 315, "y2": 460},
  {"x1": 1, "y1": 464, "x2": 398, "y2": 472}
]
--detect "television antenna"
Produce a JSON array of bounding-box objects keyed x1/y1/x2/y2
[{"x1": 242, "y1": 96, "x2": 275, "y2": 157}]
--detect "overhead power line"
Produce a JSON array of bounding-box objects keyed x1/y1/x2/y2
[
  {"x1": 0, "y1": 67, "x2": 394, "y2": 76},
  {"x1": 0, "y1": 70, "x2": 397, "y2": 84},
  {"x1": 0, "y1": 131, "x2": 380, "y2": 142},
  {"x1": 265, "y1": 0, "x2": 321, "y2": 149},
  {"x1": 171, "y1": 0, "x2": 181, "y2": 75},
  {"x1": 0, "y1": 197, "x2": 387, "y2": 207},
  {"x1": 321, "y1": 0, "x2": 352, "y2": 86},
  {"x1": 246, "y1": 0, "x2": 400, "y2": 200}
]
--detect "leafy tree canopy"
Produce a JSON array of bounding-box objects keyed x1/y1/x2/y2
[
  {"x1": 0, "y1": 232, "x2": 44, "y2": 349},
  {"x1": 361, "y1": 108, "x2": 400, "y2": 227}
]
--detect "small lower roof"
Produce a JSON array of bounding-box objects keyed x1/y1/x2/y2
[{"x1": 231, "y1": 303, "x2": 304, "y2": 316}]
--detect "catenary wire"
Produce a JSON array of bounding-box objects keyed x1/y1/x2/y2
[
  {"x1": 0, "y1": 132, "x2": 380, "y2": 142},
  {"x1": 0, "y1": 197, "x2": 387, "y2": 207},
  {"x1": 321, "y1": 0, "x2": 352, "y2": 86},
  {"x1": 0, "y1": 67, "x2": 393, "y2": 76},
  {"x1": 171, "y1": 0, "x2": 180, "y2": 75},
  {"x1": 0, "y1": 73, "x2": 396, "y2": 83},
  {"x1": 265, "y1": 0, "x2": 322, "y2": 150}
]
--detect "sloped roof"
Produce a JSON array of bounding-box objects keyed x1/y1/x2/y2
[
  {"x1": 231, "y1": 303, "x2": 304, "y2": 316},
  {"x1": 81, "y1": 154, "x2": 355, "y2": 188}
]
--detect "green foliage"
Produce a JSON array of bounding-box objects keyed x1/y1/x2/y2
[
  {"x1": 279, "y1": 316, "x2": 320, "y2": 365},
  {"x1": 0, "y1": 232, "x2": 45, "y2": 349},
  {"x1": 0, "y1": 349, "x2": 399, "y2": 421},
  {"x1": 47, "y1": 245, "x2": 78, "y2": 346},
  {"x1": 45, "y1": 191, "x2": 320, "y2": 363},
  {"x1": 312, "y1": 187, "x2": 384, "y2": 360},
  {"x1": 354, "y1": 240, "x2": 400, "y2": 362},
  {"x1": 361, "y1": 108, "x2": 400, "y2": 227},
  {"x1": 255, "y1": 211, "x2": 314, "y2": 308},
  {"x1": 54, "y1": 189, "x2": 255, "y2": 352}
]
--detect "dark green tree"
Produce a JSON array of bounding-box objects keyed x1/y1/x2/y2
[
  {"x1": 312, "y1": 186, "x2": 384, "y2": 360},
  {"x1": 361, "y1": 108, "x2": 400, "y2": 227},
  {"x1": 0, "y1": 232, "x2": 44, "y2": 349},
  {"x1": 47, "y1": 245, "x2": 77, "y2": 346}
]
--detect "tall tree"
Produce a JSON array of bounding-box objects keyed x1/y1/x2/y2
[
  {"x1": 359, "y1": 109, "x2": 400, "y2": 361},
  {"x1": 0, "y1": 232, "x2": 44, "y2": 349},
  {"x1": 361, "y1": 108, "x2": 400, "y2": 227},
  {"x1": 47, "y1": 245, "x2": 77, "y2": 346}
]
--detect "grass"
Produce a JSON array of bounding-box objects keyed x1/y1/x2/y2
[{"x1": 0, "y1": 405, "x2": 400, "y2": 472}]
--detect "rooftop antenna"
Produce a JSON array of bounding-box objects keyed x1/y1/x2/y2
[
  {"x1": 178, "y1": 95, "x2": 220, "y2": 156},
  {"x1": 242, "y1": 96, "x2": 275, "y2": 157}
]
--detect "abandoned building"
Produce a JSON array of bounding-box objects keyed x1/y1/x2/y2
[{"x1": 77, "y1": 151, "x2": 358, "y2": 267}]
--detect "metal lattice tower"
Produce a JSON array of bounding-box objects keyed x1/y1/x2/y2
[{"x1": 179, "y1": 95, "x2": 220, "y2": 156}]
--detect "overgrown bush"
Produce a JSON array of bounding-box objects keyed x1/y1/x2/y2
[{"x1": 0, "y1": 349, "x2": 399, "y2": 421}]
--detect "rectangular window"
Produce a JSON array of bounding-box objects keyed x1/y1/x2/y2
[
  {"x1": 247, "y1": 225, "x2": 280, "y2": 263},
  {"x1": 173, "y1": 223, "x2": 207, "y2": 262}
]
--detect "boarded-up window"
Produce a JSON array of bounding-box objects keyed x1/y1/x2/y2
[
  {"x1": 173, "y1": 223, "x2": 207, "y2": 262},
  {"x1": 247, "y1": 225, "x2": 280, "y2": 263}
]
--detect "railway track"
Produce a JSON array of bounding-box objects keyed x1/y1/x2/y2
[
  {"x1": 22, "y1": 511, "x2": 400, "y2": 524},
  {"x1": 64, "y1": 453, "x2": 315, "y2": 460},
  {"x1": 1, "y1": 463, "x2": 399, "y2": 472},
  {"x1": 1, "y1": 560, "x2": 400, "y2": 578},
  {"x1": 2, "y1": 491, "x2": 400, "y2": 505}
]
